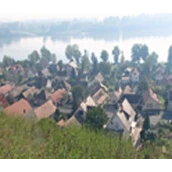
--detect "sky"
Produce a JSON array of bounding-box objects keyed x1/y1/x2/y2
[{"x1": 0, "y1": 13, "x2": 139, "y2": 22}]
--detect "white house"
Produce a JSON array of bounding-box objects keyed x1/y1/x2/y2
[
  {"x1": 131, "y1": 68, "x2": 140, "y2": 83},
  {"x1": 66, "y1": 61, "x2": 78, "y2": 77},
  {"x1": 105, "y1": 99, "x2": 136, "y2": 135}
]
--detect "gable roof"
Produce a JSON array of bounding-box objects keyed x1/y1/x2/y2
[
  {"x1": 9, "y1": 85, "x2": 28, "y2": 98},
  {"x1": 121, "y1": 99, "x2": 136, "y2": 118},
  {"x1": 65, "y1": 115, "x2": 82, "y2": 128},
  {"x1": 95, "y1": 72, "x2": 104, "y2": 83},
  {"x1": 123, "y1": 85, "x2": 133, "y2": 95},
  {"x1": 132, "y1": 68, "x2": 140, "y2": 75},
  {"x1": 68, "y1": 61, "x2": 77, "y2": 68},
  {"x1": 56, "y1": 119, "x2": 66, "y2": 128},
  {"x1": 22, "y1": 86, "x2": 39, "y2": 99},
  {"x1": 143, "y1": 88, "x2": 161, "y2": 104},
  {"x1": 93, "y1": 88, "x2": 109, "y2": 105},
  {"x1": 80, "y1": 96, "x2": 96, "y2": 112},
  {"x1": 113, "y1": 87, "x2": 123, "y2": 101},
  {"x1": 34, "y1": 100, "x2": 56, "y2": 120},
  {"x1": 0, "y1": 84, "x2": 13, "y2": 95},
  {"x1": 50, "y1": 89, "x2": 66, "y2": 104},
  {"x1": 41, "y1": 68, "x2": 51, "y2": 77},
  {"x1": 4, "y1": 99, "x2": 32, "y2": 116}
]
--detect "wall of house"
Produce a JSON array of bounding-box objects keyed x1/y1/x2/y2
[
  {"x1": 131, "y1": 74, "x2": 139, "y2": 83},
  {"x1": 143, "y1": 98, "x2": 161, "y2": 111},
  {"x1": 106, "y1": 115, "x2": 124, "y2": 132}
]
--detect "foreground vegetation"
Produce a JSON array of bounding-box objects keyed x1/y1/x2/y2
[{"x1": 0, "y1": 113, "x2": 171, "y2": 159}]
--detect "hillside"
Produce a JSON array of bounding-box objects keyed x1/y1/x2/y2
[{"x1": 0, "y1": 113, "x2": 170, "y2": 159}]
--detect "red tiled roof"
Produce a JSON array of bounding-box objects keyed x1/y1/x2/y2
[
  {"x1": 4, "y1": 99, "x2": 32, "y2": 116},
  {"x1": 50, "y1": 89, "x2": 66, "y2": 104},
  {"x1": 0, "y1": 84, "x2": 13, "y2": 95},
  {"x1": 0, "y1": 94, "x2": 9, "y2": 108},
  {"x1": 34, "y1": 100, "x2": 56, "y2": 120}
]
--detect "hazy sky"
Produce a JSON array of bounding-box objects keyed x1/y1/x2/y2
[{"x1": 0, "y1": 13, "x2": 139, "y2": 22}]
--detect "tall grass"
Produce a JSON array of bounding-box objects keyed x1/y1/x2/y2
[{"x1": 0, "y1": 112, "x2": 170, "y2": 159}]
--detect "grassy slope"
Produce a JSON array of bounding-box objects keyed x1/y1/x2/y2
[{"x1": 0, "y1": 113, "x2": 170, "y2": 159}]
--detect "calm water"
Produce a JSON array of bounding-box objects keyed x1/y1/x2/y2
[{"x1": 0, "y1": 35, "x2": 172, "y2": 62}]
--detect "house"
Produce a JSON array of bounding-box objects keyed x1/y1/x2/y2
[
  {"x1": 89, "y1": 72, "x2": 104, "y2": 87},
  {"x1": 74, "y1": 96, "x2": 96, "y2": 123},
  {"x1": 41, "y1": 68, "x2": 51, "y2": 78},
  {"x1": 63, "y1": 80, "x2": 71, "y2": 92},
  {"x1": 109, "y1": 87, "x2": 123, "y2": 105},
  {"x1": 94, "y1": 72, "x2": 104, "y2": 83},
  {"x1": 8, "y1": 64, "x2": 24, "y2": 75},
  {"x1": 124, "y1": 68, "x2": 132, "y2": 76},
  {"x1": 34, "y1": 100, "x2": 56, "y2": 120},
  {"x1": 4, "y1": 99, "x2": 32, "y2": 116},
  {"x1": 121, "y1": 85, "x2": 141, "y2": 109},
  {"x1": 167, "y1": 89, "x2": 172, "y2": 112},
  {"x1": 0, "y1": 84, "x2": 13, "y2": 95},
  {"x1": 22, "y1": 86, "x2": 39, "y2": 100},
  {"x1": 56, "y1": 119, "x2": 66, "y2": 128},
  {"x1": 90, "y1": 82, "x2": 108, "y2": 96},
  {"x1": 56, "y1": 116, "x2": 82, "y2": 128},
  {"x1": 143, "y1": 88, "x2": 162, "y2": 112},
  {"x1": 27, "y1": 69, "x2": 38, "y2": 79},
  {"x1": 160, "y1": 76, "x2": 171, "y2": 87},
  {"x1": 50, "y1": 89, "x2": 67, "y2": 106},
  {"x1": 46, "y1": 79, "x2": 52, "y2": 90},
  {"x1": 131, "y1": 68, "x2": 140, "y2": 83},
  {"x1": 121, "y1": 76, "x2": 130, "y2": 87},
  {"x1": 92, "y1": 88, "x2": 109, "y2": 106},
  {"x1": 154, "y1": 65, "x2": 165, "y2": 83},
  {"x1": 105, "y1": 99, "x2": 136, "y2": 135},
  {"x1": 66, "y1": 61, "x2": 78, "y2": 77},
  {"x1": 0, "y1": 94, "x2": 9, "y2": 109},
  {"x1": 34, "y1": 89, "x2": 51, "y2": 106},
  {"x1": 130, "y1": 119, "x2": 143, "y2": 147},
  {"x1": 8, "y1": 85, "x2": 28, "y2": 101}
]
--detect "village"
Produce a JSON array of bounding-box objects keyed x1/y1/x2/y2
[{"x1": 0, "y1": 44, "x2": 172, "y2": 148}]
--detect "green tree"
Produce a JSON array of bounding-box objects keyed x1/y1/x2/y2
[
  {"x1": 81, "y1": 50, "x2": 90, "y2": 73},
  {"x1": 91, "y1": 52, "x2": 98, "y2": 74},
  {"x1": 99, "y1": 62, "x2": 111, "y2": 75},
  {"x1": 58, "y1": 60, "x2": 64, "y2": 72},
  {"x1": 54, "y1": 109, "x2": 62, "y2": 122},
  {"x1": 28, "y1": 50, "x2": 40, "y2": 65},
  {"x1": 141, "y1": 44, "x2": 149, "y2": 61},
  {"x1": 51, "y1": 53, "x2": 57, "y2": 63},
  {"x1": 65, "y1": 45, "x2": 73, "y2": 61},
  {"x1": 85, "y1": 106, "x2": 108, "y2": 130},
  {"x1": 72, "y1": 85, "x2": 85, "y2": 111},
  {"x1": 143, "y1": 114, "x2": 150, "y2": 131},
  {"x1": 137, "y1": 79, "x2": 149, "y2": 95},
  {"x1": 3, "y1": 55, "x2": 15, "y2": 67},
  {"x1": 168, "y1": 45, "x2": 172, "y2": 64},
  {"x1": 72, "y1": 44, "x2": 81, "y2": 64},
  {"x1": 131, "y1": 44, "x2": 141, "y2": 63},
  {"x1": 100, "y1": 50, "x2": 109, "y2": 62},
  {"x1": 40, "y1": 46, "x2": 52, "y2": 62},
  {"x1": 131, "y1": 44, "x2": 149, "y2": 63},
  {"x1": 112, "y1": 46, "x2": 120, "y2": 64},
  {"x1": 120, "y1": 52, "x2": 125, "y2": 64}
]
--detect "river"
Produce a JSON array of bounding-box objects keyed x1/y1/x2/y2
[{"x1": 0, "y1": 34, "x2": 172, "y2": 62}]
